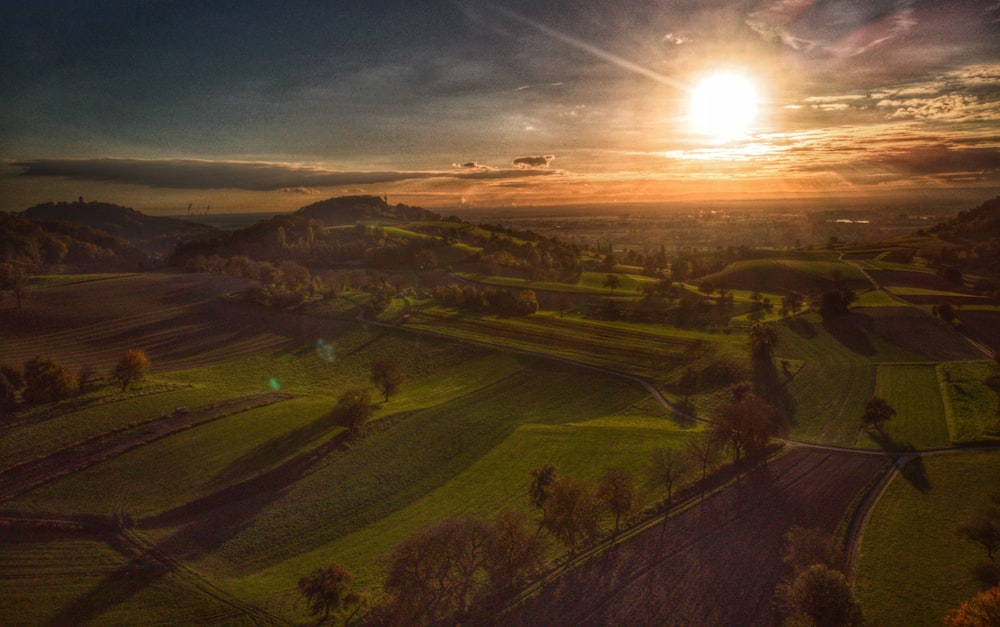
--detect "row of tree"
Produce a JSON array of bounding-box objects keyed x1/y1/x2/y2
[{"x1": 1, "y1": 350, "x2": 150, "y2": 416}]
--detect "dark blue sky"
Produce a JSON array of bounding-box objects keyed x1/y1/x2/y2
[{"x1": 2, "y1": 0, "x2": 999, "y2": 212}]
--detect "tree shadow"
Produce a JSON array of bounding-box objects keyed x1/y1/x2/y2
[
  {"x1": 43, "y1": 551, "x2": 171, "y2": 627},
  {"x1": 752, "y1": 360, "x2": 797, "y2": 428},
  {"x1": 781, "y1": 316, "x2": 817, "y2": 339},
  {"x1": 865, "y1": 430, "x2": 930, "y2": 492},
  {"x1": 822, "y1": 315, "x2": 875, "y2": 356},
  {"x1": 138, "y1": 418, "x2": 357, "y2": 565}
]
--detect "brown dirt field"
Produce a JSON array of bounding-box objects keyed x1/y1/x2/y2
[
  {"x1": 0, "y1": 273, "x2": 344, "y2": 373},
  {"x1": 954, "y1": 310, "x2": 1000, "y2": 354},
  {"x1": 502, "y1": 448, "x2": 890, "y2": 627},
  {"x1": 853, "y1": 307, "x2": 987, "y2": 361}
]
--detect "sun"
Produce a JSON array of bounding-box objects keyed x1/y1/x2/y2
[{"x1": 688, "y1": 72, "x2": 759, "y2": 141}]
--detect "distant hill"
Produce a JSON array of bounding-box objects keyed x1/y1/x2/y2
[
  {"x1": 296, "y1": 195, "x2": 440, "y2": 226},
  {"x1": 23, "y1": 200, "x2": 215, "y2": 254},
  {"x1": 0, "y1": 211, "x2": 145, "y2": 272},
  {"x1": 929, "y1": 196, "x2": 1000, "y2": 242}
]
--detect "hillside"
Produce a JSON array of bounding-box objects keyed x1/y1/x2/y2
[
  {"x1": 295, "y1": 195, "x2": 441, "y2": 226},
  {"x1": 23, "y1": 200, "x2": 215, "y2": 254},
  {"x1": 929, "y1": 195, "x2": 1000, "y2": 242},
  {"x1": 0, "y1": 211, "x2": 145, "y2": 272}
]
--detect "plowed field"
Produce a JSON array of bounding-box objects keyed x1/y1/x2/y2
[
  {"x1": 504, "y1": 447, "x2": 890, "y2": 627},
  {"x1": 0, "y1": 273, "x2": 342, "y2": 373}
]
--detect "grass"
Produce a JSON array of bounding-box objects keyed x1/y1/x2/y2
[
  {"x1": 939, "y1": 361, "x2": 1000, "y2": 443},
  {"x1": 223, "y1": 394, "x2": 698, "y2": 613},
  {"x1": 0, "y1": 532, "x2": 234, "y2": 626},
  {"x1": 855, "y1": 364, "x2": 949, "y2": 450},
  {"x1": 406, "y1": 307, "x2": 725, "y2": 381},
  {"x1": 179, "y1": 363, "x2": 649, "y2": 576},
  {"x1": 854, "y1": 449, "x2": 1000, "y2": 627}
]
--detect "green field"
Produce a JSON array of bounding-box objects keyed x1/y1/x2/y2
[
  {"x1": 940, "y1": 361, "x2": 1000, "y2": 443},
  {"x1": 0, "y1": 532, "x2": 238, "y2": 626},
  {"x1": 855, "y1": 449, "x2": 1000, "y2": 626},
  {"x1": 859, "y1": 364, "x2": 949, "y2": 449}
]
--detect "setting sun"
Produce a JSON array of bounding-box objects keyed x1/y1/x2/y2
[{"x1": 688, "y1": 72, "x2": 759, "y2": 140}]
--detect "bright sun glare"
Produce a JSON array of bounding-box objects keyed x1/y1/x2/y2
[{"x1": 688, "y1": 73, "x2": 759, "y2": 141}]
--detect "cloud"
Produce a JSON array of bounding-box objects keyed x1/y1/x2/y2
[
  {"x1": 512, "y1": 155, "x2": 555, "y2": 168},
  {"x1": 14, "y1": 158, "x2": 558, "y2": 191},
  {"x1": 453, "y1": 161, "x2": 496, "y2": 170}
]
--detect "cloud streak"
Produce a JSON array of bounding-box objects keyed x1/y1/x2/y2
[{"x1": 13, "y1": 158, "x2": 559, "y2": 191}]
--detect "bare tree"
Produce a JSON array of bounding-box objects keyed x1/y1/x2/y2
[
  {"x1": 597, "y1": 467, "x2": 639, "y2": 531},
  {"x1": 646, "y1": 447, "x2": 690, "y2": 503}
]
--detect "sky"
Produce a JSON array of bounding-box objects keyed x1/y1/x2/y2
[{"x1": 2, "y1": 0, "x2": 999, "y2": 214}]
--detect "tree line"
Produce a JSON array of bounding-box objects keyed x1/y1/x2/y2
[{"x1": 1, "y1": 350, "x2": 150, "y2": 417}]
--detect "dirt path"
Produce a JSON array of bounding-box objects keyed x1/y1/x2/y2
[{"x1": 0, "y1": 393, "x2": 292, "y2": 504}]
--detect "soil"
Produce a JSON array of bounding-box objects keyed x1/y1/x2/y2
[
  {"x1": 502, "y1": 448, "x2": 890, "y2": 627},
  {"x1": 0, "y1": 273, "x2": 345, "y2": 373}
]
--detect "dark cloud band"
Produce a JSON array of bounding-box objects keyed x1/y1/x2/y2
[{"x1": 14, "y1": 158, "x2": 558, "y2": 191}]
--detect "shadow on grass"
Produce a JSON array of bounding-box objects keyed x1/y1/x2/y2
[
  {"x1": 866, "y1": 429, "x2": 931, "y2": 492},
  {"x1": 137, "y1": 416, "x2": 357, "y2": 563},
  {"x1": 782, "y1": 316, "x2": 817, "y2": 339},
  {"x1": 822, "y1": 315, "x2": 875, "y2": 357},
  {"x1": 42, "y1": 552, "x2": 171, "y2": 627}
]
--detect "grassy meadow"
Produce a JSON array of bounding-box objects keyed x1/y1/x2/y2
[{"x1": 855, "y1": 449, "x2": 1000, "y2": 627}]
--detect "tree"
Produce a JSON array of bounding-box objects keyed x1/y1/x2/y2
[
  {"x1": 749, "y1": 323, "x2": 778, "y2": 362},
  {"x1": 529, "y1": 463, "x2": 558, "y2": 508},
  {"x1": 775, "y1": 564, "x2": 863, "y2": 627},
  {"x1": 113, "y1": 349, "x2": 150, "y2": 392},
  {"x1": 22, "y1": 356, "x2": 78, "y2": 404},
  {"x1": 711, "y1": 386, "x2": 785, "y2": 463},
  {"x1": 937, "y1": 302, "x2": 958, "y2": 325},
  {"x1": 782, "y1": 527, "x2": 845, "y2": 576},
  {"x1": 383, "y1": 515, "x2": 488, "y2": 624},
  {"x1": 370, "y1": 355, "x2": 404, "y2": 402},
  {"x1": 298, "y1": 563, "x2": 362, "y2": 624},
  {"x1": 646, "y1": 447, "x2": 691, "y2": 505},
  {"x1": 818, "y1": 288, "x2": 854, "y2": 319},
  {"x1": 677, "y1": 367, "x2": 700, "y2": 404},
  {"x1": 945, "y1": 584, "x2": 1000, "y2": 627},
  {"x1": 684, "y1": 434, "x2": 719, "y2": 482},
  {"x1": 515, "y1": 289, "x2": 539, "y2": 315},
  {"x1": 598, "y1": 467, "x2": 639, "y2": 531},
  {"x1": 860, "y1": 396, "x2": 896, "y2": 433},
  {"x1": 781, "y1": 292, "x2": 805, "y2": 317},
  {"x1": 330, "y1": 388, "x2": 373, "y2": 438},
  {"x1": 541, "y1": 476, "x2": 602, "y2": 550},
  {"x1": 0, "y1": 263, "x2": 29, "y2": 309},
  {"x1": 482, "y1": 509, "x2": 546, "y2": 593},
  {"x1": 0, "y1": 371, "x2": 16, "y2": 414},
  {"x1": 603, "y1": 273, "x2": 621, "y2": 293}
]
